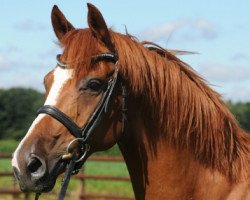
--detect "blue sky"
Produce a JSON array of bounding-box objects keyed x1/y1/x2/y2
[{"x1": 0, "y1": 0, "x2": 250, "y2": 101}]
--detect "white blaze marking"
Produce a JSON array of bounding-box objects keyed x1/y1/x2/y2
[
  {"x1": 44, "y1": 67, "x2": 74, "y2": 105},
  {"x1": 12, "y1": 67, "x2": 74, "y2": 171}
]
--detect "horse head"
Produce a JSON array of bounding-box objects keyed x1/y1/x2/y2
[{"x1": 12, "y1": 4, "x2": 125, "y2": 193}]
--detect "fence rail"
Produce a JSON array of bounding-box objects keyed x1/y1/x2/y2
[{"x1": 0, "y1": 153, "x2": 134, "y2": 200}]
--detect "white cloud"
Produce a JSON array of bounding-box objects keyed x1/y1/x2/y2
[
  {"x1": 0, "y1": 55, "x2": 13, "y2": 70},
  {"x1": 195, "y1": 62, "x2": 250, "y2": 102},
  {"x1": 199, "y1": 62, "x2": 250, "y2": 82},
  {"x1": 0, "y1": 73, "x2": 44, "y2": 91},
  {"x1": 138, "y1": 18, "x2": 218, "y2": 43},
  {"x1": 231, "y1": 53, "x2": 250, "y2": 62},
  {"x1": 39, "y1": 46, "x2": 62, "y2": 59},
  {"x1": 223, "y1": 85, "x2": 250, "y2": 102},
  {"x1": 0, "y1": 45, "x2": 21, "y2": 54},
  {"x1": 13, "y1": 19, "x2": 46, "y2": 31},
  {"x1": 0, "y1": 65, "x2": 46, "y2": 92},
  {"x1": 139, "y1": 21, "x2": 185, "y2": 42},
  {"x1": 192, "y1": 19, "x2": 217, "y2": 39},
  {"x1": 0, "y1": 56, "x2": 49, "y2": 92}
]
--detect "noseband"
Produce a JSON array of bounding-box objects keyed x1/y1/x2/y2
[{"x1": 35, "y1": 52, "x2": 127, "y2": 200}]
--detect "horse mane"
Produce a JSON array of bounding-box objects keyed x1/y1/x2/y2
[
  {"x1": 112, "y1": 32, "x2": 250, "y2": 181},
  {"x1": 59, "y1": 29, "x2": 250, "y2": 181}
]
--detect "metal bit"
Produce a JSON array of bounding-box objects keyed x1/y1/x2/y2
[{"x1": 62, "y1": 153, "x2": 73, "y2": 160}]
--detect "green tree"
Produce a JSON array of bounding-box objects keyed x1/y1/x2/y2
[
  {"x1": 0, "y1": 88, "x2": 43, "y2": 139},
  {"x1": 228, "y1": 101, "x2": 250, "y2": 132}
]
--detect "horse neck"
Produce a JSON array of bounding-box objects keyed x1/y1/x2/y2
[
  {"x1": 118, "y1": 96, "x2": 250, "y2": 199},
  {"x1": 118, "y1": 100, "x2": 196, "y2": 199}
]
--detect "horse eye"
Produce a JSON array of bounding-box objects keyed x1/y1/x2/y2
[{"x1": 86, "y1": 79, "x2": 103, "y2": 92}]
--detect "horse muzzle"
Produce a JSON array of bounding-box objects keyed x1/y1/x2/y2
[{"x1": 13, "y1": 154, "x2": 66, "y2": 193}]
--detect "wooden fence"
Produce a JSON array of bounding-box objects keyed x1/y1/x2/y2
[{"x1": 0, "y1": 153, "x2": 134, "y2": 200}]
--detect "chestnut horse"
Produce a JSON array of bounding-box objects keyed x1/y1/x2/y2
[{"x1": 12, "y1": 3, "x2": 250, "y2": 200}]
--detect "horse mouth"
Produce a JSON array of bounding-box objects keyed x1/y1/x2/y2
[{"x1": 29, "y1": 156, "x2": 86, "y2": 193}]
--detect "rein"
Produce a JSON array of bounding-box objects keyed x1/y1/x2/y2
[{"x1": 35, "y1": 52, "x2": 127, "y2": 200}]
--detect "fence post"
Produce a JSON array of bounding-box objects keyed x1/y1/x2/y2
[{"x1": 24, "y1": 193, "x2": 31, "y2": 200}]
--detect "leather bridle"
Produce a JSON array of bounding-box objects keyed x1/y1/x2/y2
[{"x1": 35, "y1": 51, "x2": 127, "y2": 200}]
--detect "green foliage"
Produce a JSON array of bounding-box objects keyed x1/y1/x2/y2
[
  {"x1": 0, "y1": 139, "x2": 18, "y2": 152},
  {"x1": 95, "y1": 144, "x2": 121, "y2": 156},
  {"x1": 228, "y1": 101, "x2": 250, "y2": 132},
  {"x1": 83, "y1": 160, "x2": 133, "y2": 196},
  {"x1": 0, "y1": 88, "x2": 43, "y2": 139}
]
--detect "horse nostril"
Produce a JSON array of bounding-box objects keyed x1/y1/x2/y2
[{"x1": 27, "y1": 157, "x2": 43, "y2": 174}]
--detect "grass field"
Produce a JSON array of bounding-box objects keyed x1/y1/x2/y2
[{"x1": 0, "y1": 140, "x2": 134, "y2": 200}]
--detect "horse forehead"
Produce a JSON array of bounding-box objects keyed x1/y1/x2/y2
[{"x1": 45, "y1": 67, "x2": 74, "y2": 105}]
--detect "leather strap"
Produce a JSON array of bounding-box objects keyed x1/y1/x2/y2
[
  {"x1": 37, "y1": 105, "x2": 82, "y2": 138},
  {"x1": 57, "y1": 157, "x2": 76, "y2": 200}
]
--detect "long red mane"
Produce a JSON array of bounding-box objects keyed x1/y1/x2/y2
[{"x1": 59, "y1": 28, "x2": 250, "y2": 181}]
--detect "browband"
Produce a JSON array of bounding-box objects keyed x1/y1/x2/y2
[
  {"x1": 93, "y1": 53, "x2": 118, "y2": 63},
  {"x1": 56, "y1": 52, "x2": 118, "y2": 69}
]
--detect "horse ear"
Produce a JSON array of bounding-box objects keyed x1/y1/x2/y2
[
  {"x1": 87, "y1": 3, "x2": 115, "y2": 52},
  {"x1": 51, "y1": 5, "x2": 75, "y2": 41}
]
